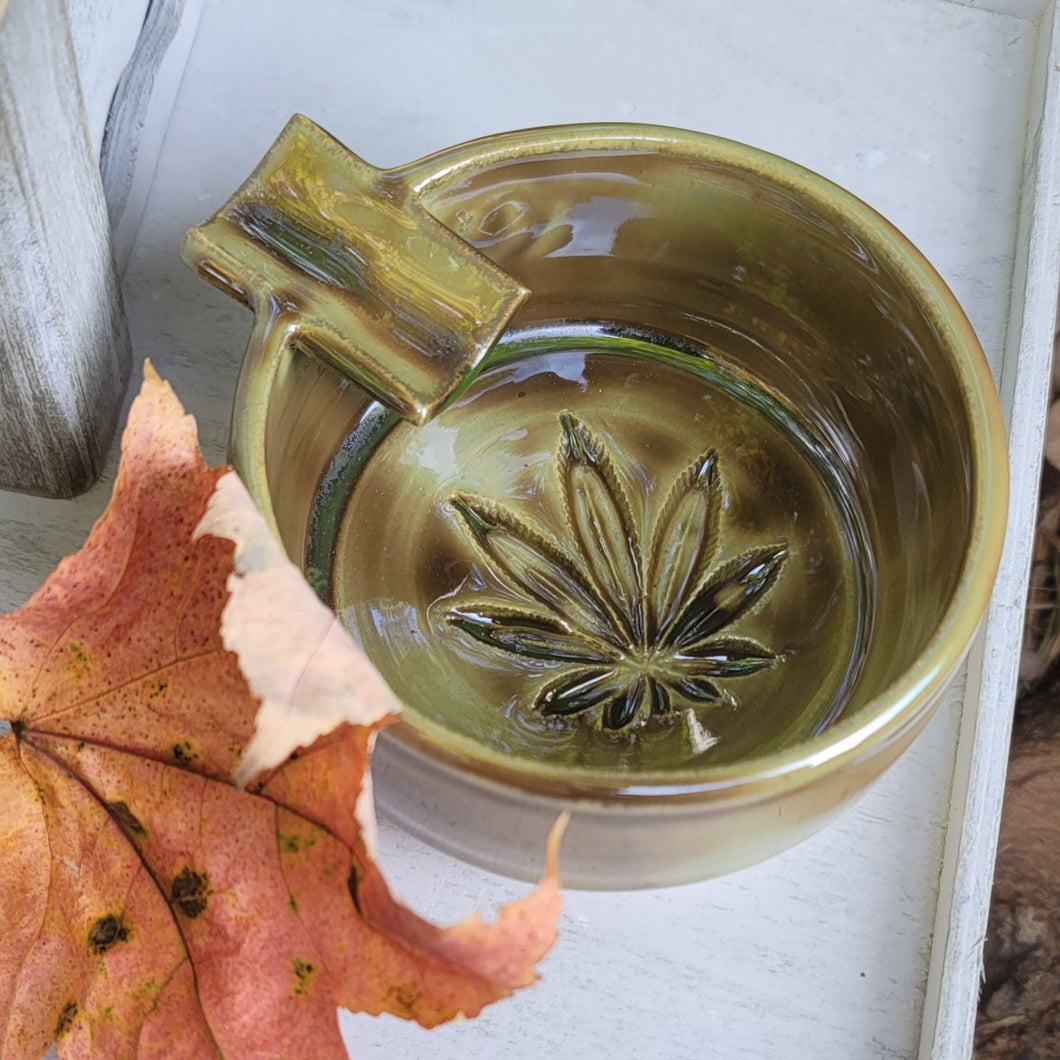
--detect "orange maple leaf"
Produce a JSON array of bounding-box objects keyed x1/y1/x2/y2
[{"x1": 0, "y1": 364, "x2": 562, "y2": 1060}]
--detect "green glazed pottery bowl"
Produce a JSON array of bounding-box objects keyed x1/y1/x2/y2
[{"x1": 185, "y1": 120, "x2": 1008, "y2": 888}]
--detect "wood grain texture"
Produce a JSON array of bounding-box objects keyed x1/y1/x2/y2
[
  {"x1": 0, "y1": 0, "x2": 130, "y2": 496},
  {"x1": 65, "y1": 0, "x2": 150, "y2": 159},
  {"x1": 101, "y1": 0, "x2": 205, "y2": 271}
]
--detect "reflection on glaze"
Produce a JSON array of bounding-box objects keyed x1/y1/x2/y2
[
  {"x1": 443, "y1": 413, "x2": 788, "y2": 732},
  {"x1": 395, "y1": 422, "x2": 462, "y2": 478},
  {"x1": 544, "y1": 196, "x2": 654, "y2": 258}
]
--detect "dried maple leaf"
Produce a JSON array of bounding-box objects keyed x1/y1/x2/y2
[{"x1": 0, "y1": 364, "x2": 562, "y2": 1060}]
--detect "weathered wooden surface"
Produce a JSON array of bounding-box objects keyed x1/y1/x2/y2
[
  {"x1": 0, "y1": 0, "x2": 130, "y2": 496},
  {"x1": 101, "y1": 0, "x2": 204, "y2": 270},
  {"x1": 66, "y1": 0, "x2": 149, "y2": 158}
]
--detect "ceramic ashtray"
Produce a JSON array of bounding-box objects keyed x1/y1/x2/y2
[{"x1": 182, "y1": 116, "x2": 1008, "y2": 888}]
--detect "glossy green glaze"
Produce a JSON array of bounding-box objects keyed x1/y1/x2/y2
[
  {"x1": 181, "y1": 114, "x2": 528, "y2": 427},
  {"x1": 187, "y1": 120, "x2": 1008, "y2": 883}
]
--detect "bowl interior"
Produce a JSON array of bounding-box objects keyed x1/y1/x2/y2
[{"x1": 248, "y1": 129, "x2": 997, "y2": 791}]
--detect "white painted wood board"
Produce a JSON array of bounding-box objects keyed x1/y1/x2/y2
[
  {"x1": 0, "y1": 0, "x2": 197, "y2": 497},
  {"x1": 101, "y1": 0, "x2": 206, "y2": 270},
  {"x1": 64, "y1": 0, "x2": 150, "y2": 159},
  {"x1": 922, "y1": 6, "x2": 1060, "y2": 1054},
  {"x1": 0, "y1": 0, "x2": 133, "y2": 497},
  {"x1": 1, "y1": 0, "x2": 1056, "y2": 1057}
]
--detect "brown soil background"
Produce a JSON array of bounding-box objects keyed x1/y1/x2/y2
[{"x1": 976, "y1": 675, "x2": 1060, "y2": 1056}]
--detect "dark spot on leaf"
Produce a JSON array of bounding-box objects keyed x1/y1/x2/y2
[
  {"x1": 384, "y1": 981, "x2": 423, "y2": 1017},
  {"x1": 288, "y1": 895, "x2": 298, "y2": 913},
  {"x1": 88, "y1": 914, "x2": 129, "y2": 955},
  {"x1": 107, "y1": 801, "x2": 146, "y2": 838},
  {"x1": 148, "y1": 681, "x2": 168, "y2": 700},
  {"x1": 171, "y1": 741, "x2": 197, "y2": 765},
  {"x1": 132, "y1": 978, "x2": 157, "y2": 1000},
  {"x1": 170, "y1": 867, "x2": 209, "y2": 918},
  {"x1": 292, "y1": 957, "x2": 316, "y2": 997},
  {"x1": 68, "y1": 642, "x2": 88, "y2": 665},
  {"x1": 347, "y1": 867, "x2": 362, "y2": 915},
  {"x1": 55, "y1": 1000, "x2": 77, "y2": 1037},
  {"x1": 278, "y1": 831, "x2": 315, "y2": 854}
]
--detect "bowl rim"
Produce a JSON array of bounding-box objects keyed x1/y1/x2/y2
[{"x1": 260, "y1": 122, "x2": 1012, "y2": 802}]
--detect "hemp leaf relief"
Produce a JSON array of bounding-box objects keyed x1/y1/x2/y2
[{"x1": 445, "y1": 413, "x2": 788, "y2": 732}]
